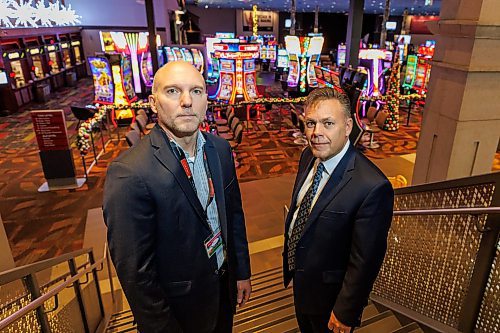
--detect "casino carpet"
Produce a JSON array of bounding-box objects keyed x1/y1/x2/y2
[{"x1": 1, "y1": 77, "x2": 499, "y2": 265}]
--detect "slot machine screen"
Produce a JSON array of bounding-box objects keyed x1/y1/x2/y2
[
  {"x1": 0, "y1": 71, "x2": 7, "y2": 84},
  {"x1": 277, "y1": 49, "x2": 288, "y2": 68},
  {"x1": 323, "y1": 70, "x2": 332, "y2": 84},
  {"x1": 314, "y1": 67, "x2": 323, "y2": 81},
  {"x1": 244, "y1": 60, "x2": 255, "y2": 71},
  {"x1": 414, "y1": 66, "x2": 426, "y2": 88}
]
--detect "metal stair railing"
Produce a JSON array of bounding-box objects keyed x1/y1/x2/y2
[
  {"x1": 372, "y1": 172, "x2": 500, "y2": 333},
  {"x1": 0, "y1": 244, "x2": 116, "y2": 333}
]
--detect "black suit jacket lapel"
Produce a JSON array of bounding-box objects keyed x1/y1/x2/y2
[
  {"x1": 149, "y1": 126, "x2": 210, "y2": 231},
  {"x1": 301, "y1": 145, "x2": 356, "y2": 237},
  {"x1": 203, "y1": 133, "x2": 228, "y2": 242},
  {"x1": 285, "y1": 151, "x2": 315, "y2": 231}
]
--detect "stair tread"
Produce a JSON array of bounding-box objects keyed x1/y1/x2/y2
[
  {"x1": 392, "y1": 322, "x2": 423, "y2": 333},
  {"x1": 357, "y1": 311, "x2": 401, "y2": 333},
  {"x1": 242, "y1": 287, "x2": 293, "y2": 308},
  {"x1": 234, "y1": 304, "x2": 296, "y2": 332},
  {"x1": 235, "y1": 296, "x2": 295, "y2": 324},
  {"x1": 253, "y1": 317, "x2": 299, "y2": 333},
  {"x1": 361, "y1": 304, "x2": 379, "y2": 321}
]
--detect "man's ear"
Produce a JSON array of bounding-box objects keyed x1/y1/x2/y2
[
  {"x1": 148, "y1": 95, "x2": 157, "y2": 114},
  {"x1": 345, "y1": 117, "x2": 353, "y2": 137}
]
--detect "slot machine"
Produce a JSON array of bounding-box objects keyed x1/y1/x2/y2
[
  {"x1": 209, "y1": 42, "x2": 260, "y2": 103},
  {"x1": 181, "y1": 48, "x2": 194, "y2": 65},
  {"x1": 306, "y1": 36, "x2": 324, "y2": 89},
  {"x1": 190, "y1": 49, "x2": 204, "y2": 73},
  {"x1": 285, "y1": 36, "x2": 301, "y2": 89}
]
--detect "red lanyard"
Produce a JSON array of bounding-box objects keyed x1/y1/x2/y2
[{"x1": 167, "y1": 135, "x2": 215, "y2": 214}]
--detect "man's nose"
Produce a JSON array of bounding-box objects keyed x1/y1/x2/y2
[
  {"x1": 180, "y1": 91, "x2": 192, "y2": 108},
  {"x1": 312, "y1": 123, "x2": 323, "y2": 136}
]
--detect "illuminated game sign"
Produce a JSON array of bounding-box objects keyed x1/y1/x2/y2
[{"x1": 88, "y1": 56, "x2": 114, "y2": 104}]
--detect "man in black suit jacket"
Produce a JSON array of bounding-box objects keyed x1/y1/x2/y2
[
  {"x1": 103, "y1": 61, "x2": 251, "y2": 333},
  {"x1": 283, "y1": 87, "x2": 394, "y2": 333}
]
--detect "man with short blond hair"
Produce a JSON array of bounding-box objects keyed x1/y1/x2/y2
[{"x1": 283, "y1": 87, "x2": 394, "y2": 333}]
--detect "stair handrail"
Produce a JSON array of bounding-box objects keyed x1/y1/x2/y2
[
  {"x1": 0, "y1": 244, "x2": 115, "y2": 332},
  {"x1": 393, "y1": 206, "x2": 500, "y2": 216},
  {"x1": 0, "y1": 247, "x2": 91, "y2": 285},
  {"x1": 0, "y1": 257, "x2": 104, "y2": 330}
]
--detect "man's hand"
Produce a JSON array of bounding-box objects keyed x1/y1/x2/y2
[
  {"x1": 236, "y1": 279, "x2": 252, "y2": 307},
  {"x1": 328, "y1": 311, "x2": 351, "y2": 333}
]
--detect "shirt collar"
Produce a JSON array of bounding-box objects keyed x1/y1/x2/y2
[
  {"x1": 315, "y1": 139, "x2": 350, "y2": 176},
  {"x1": 167, "y1": 130, "x2": 205, "y2": 159}
]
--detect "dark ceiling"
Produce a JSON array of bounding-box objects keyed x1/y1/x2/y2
[{"x1": 186, "y1": 0, "x2": 441, "y2": 15}]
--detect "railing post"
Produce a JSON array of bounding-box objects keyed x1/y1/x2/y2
[
  {"x1": 68, "y1": 258, "x2": 90, "y2": 333},
  {"x1": 458, "y1": 214, "x2": 500, "y2": 333},
  {"x1": 25, "y1": 274, "x2": 51, "y2": 333},
  {"x1": 105, "y1": 245, "x2": 116, "y2": 304},
  {"x1": 88, "y1": 251, "x2": 105, "y2": 318}
]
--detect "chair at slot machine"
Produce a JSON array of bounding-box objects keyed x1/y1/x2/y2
[
  {"x1": 71, "y1": 106, "x2": 95, "y2": 130},
  {"x1": 228, "y1": 123, "x2": 244, "y2": 168},
  {"x1": 215, "y1": 106, "x2": 234, "y2": 127},
  {"x1": 341, "y1": 84, "x2": 366, "y2": 146}
]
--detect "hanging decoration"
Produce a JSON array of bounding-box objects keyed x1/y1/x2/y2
[
  {"x1": 0, "y1": 0, "x2": 81, "y2": 28},
  {"x1": 381, "y1": 61, "x2": 401, "y2": 131},
  {"x1": 252, "y1": 5, "x2": 258, "y2": 37}
]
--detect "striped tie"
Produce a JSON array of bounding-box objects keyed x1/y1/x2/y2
[{"x1": 287, "y1": 162, "x2": 325, "y2": 271}]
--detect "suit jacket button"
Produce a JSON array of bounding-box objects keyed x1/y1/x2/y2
[{"x1": 214, "y1": 269, "x2": 219, "y2": 275}]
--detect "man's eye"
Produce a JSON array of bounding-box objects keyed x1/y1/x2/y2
[
  {"x1": 324, "y1": 121, "x2": 334, "y2": 127},
  {"x1": 306, "y1": 121, "x2": 315, "y2": 128},
  {"x1": 192, "y1": 89, "x2": 203, "y2": 95},
  {"x1": 166, "y1": 88, "x2": 178, "y2": 94}
]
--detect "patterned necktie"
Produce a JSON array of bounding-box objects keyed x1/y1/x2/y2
[{"x1": 287, "y1": 162, "x2": 325, "y2": 271}]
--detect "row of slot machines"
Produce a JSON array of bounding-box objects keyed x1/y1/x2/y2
[
  {"x1": 160, "y1": 47, "x2": 204, "y2": 74},
  {"x1": 88, "y1": 46, "x2": 205, "y2": 105},
  {"x1": 0, "y1": 35, "x2": 86, "y2": 113}
]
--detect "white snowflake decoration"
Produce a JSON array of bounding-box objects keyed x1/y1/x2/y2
[
  {"x1": 0, "y1": 0, "x2": 16, "y2": 28},
  {"x1": 1, "y1": 0, "x2": 82, "y2": 28},
  {"x1": 34, "y1": 0, "x2": 55, "y2": 26},
  {"x1": 11, "y1": 0, "x2": 38, "y2": 27},
  {"x1": 58, "y1": 3, "x2": 81, "y2": 26}
]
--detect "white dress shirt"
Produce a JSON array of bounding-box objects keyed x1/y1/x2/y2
[{"x1": 288, "y1": 140, "x2": 350, "y2": 237}]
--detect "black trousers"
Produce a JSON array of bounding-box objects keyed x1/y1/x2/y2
[
  {"x1": 295, "y1": 311, "x2": 332, "y2": 333},
  {"x1": 213, "y1": 271, "x2": 233, "y2": 333}
]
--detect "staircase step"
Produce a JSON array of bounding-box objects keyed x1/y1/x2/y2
[
  {"x1": 252, "y1": 279, "x2": 283, "y2": 294},
  {"x1": 251, "y1": 272, "x2": 283, "y2": 287},
  {"x1": 253, "y1": 317, "x2": 299, "y2": 333},
  {"x1": 361, "y1": 303, "x2": 379, "y2": 322},
  {"x1": 356, "y1": 310, "x2": 402, "y2": 333},
  {"x1": 392, "y1": 322, "x2": 424, "y2": 333},
  {"x1": 235, "y1": 296, "x2": 294, "y2": 324},
  {"x1": 243, "y1": 286, "x2": 293, "y2": 309},
  {"x1": 252, "y1": 267, "x2": 282, "y2": 279},
  {"x1": 234, "y1": 304, "x2": 296, "y2": 332}
]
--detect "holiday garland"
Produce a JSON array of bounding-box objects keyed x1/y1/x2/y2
[
  {"x1": 76, "y1": 107, "x2": 107, "y2": 155},
  {"x1": 75, "y1": 98, "x2": 307, "y2": 155}
]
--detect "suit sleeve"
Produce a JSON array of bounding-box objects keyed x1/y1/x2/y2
[
  {"x1": 333, "y1": 180, "x2": 394, "y2": 327},
  {"x1": 226, "y1": 145, "x2": 251, "y2": 280},
  {"x1": 103, "y1": 161, "x2": 182, "y2": 333}
]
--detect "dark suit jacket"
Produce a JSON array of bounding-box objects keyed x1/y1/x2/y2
[
  {"x1": 103, "y1": 125, "x2": 251, "y2": 333},
  {"x1": 283, "y1": 144, "x2": 394, "y2": 327}
]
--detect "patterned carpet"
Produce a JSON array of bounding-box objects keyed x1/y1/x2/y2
[{"x1": 0, "y1": 77, "x2": 498, "y2": 266}]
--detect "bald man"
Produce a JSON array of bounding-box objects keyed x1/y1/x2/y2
[{"x1": 104, "y1": 62, "x2": 251, "y2": 333}]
